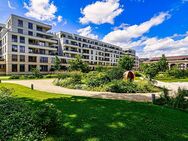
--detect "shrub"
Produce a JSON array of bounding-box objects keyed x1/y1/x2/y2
[
  {"x1": 166, "y1": 67, "x2": 188, "y2": 78},
  {"x1": 44, "y1": 74, "x2": 58, "y2": 78},
  {"x1": 134, "y1": 71, "x2": 142, "y2": 77},
  {"x1": 83, "y1": 71, "x2": 110, "y2": 87},
  {"x1": 106, "y1": 67, "x2": 124, "y2": 80},
  {"x1": 0, "y1": 88, "x2": 61, "y2": 141},
  {"x1": 9, "y1": 75, "x2": 20, "y2": 79},
  {"x1": 105, "y1": 80, "x2": 137, "y2": 93}
]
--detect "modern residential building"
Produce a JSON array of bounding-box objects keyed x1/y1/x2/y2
[
  {"x1": 0, "y1": 14, "x2": 137, "y2": 75},
  {"x1": 141, "y1": 55, "x2": 188, "y2": 70}
]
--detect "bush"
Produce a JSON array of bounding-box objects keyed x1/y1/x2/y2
[
  {"x1": 9, "y1": 75, "x2": 20, "y2": 79},
  {"x1": 166, "y1": 68, "x2": 188, "y2": 78},
  {"x1": 44, "y1": 74, "x2": 58, "y2": 78},
  {"x1": 134, "y1": 71, "x2": 142, "y2": 77},
  {"x1": 155, "y1": 88, "x2": 188, "y2": 110},
  {"x1": 106, "y1": 67, "x2": 124, "y2": 80},
  {"x1": 83, "y1": 71, "x2": 110, "y2": 87},
  {"x1": 105, "y1": 80, "x2": 137, "y2": 93},
  {"x1": 0, "y1": 87, "x2": 61, "y2": 141}
]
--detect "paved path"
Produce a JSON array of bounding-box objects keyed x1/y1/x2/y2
[
  {"x1": 2, "y1": 79, "x2": 159, "y2": 102},
  {"x1": 155, "y1": 81, "x2": 188, "y2": 94}
]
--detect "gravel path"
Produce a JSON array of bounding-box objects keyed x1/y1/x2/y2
[{"x1": 2, "y1": 79, "x2": 160, "y2": 102}]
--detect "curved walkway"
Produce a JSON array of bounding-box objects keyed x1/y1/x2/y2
[
  {"x1": 155, "y1": 81, "x2": 188, "y2": 93},
  {"x1": 2, "y1": 79, "x2": 159, "y2": 102}
]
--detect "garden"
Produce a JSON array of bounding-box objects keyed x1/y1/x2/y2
[{"x1": 54, "y1": 55, "x2": 161, "y2": 93}]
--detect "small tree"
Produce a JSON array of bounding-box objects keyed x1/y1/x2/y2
[
  {"x1": 158, "y1": 54, "x2": 168, "y2": 72},
  {"x1": 69, "y1": 55, "x2": 89, "y2": 72},
  {"x1": 53, "y1": 56, "x2": 61, "y2": 71},
  {"x1": 31, "y1": 67, "x2": 42, "y2": 78},
  {"x1": 144, "y1": 63, "x2": 159, "y2": 80},
  {"x1": 118, "y1": 55, "x2": 135, "y2": 70}
]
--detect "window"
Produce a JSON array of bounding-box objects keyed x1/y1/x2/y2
[
  {"x1": 12, "y1": 35, "x2": 17, "y2": 42},
  {"x1": 18, "y1": 28, "x2": 23, "y2": 34},
  {"x1": 40, "y1": 65, "x2": 48, "y2": 72},
  {"x1": 18, "y1": 19, "x2": 23, "y2": 27},
  {"x1": 20, "y1": 55, "x2": 25, "y2": 62},
  {"x1": 12, "y1": 55, "x2": 18, "y2": 61},
  {"x1": 12, "y1": 45, "x2": 18, "y2": 52},
  {"x1": 28, "y1": 31, "x2": 33, "y2": 36},
  {"x1": 12, "y1": 64, "x2": 17, "y2": 72},
  {"x1": 28, "y1": 56, "x2": 37, "y2": 62},
  {"x1": 20, "y1": 46, "x2": 25, "y2": 53},
  {"x1": 28, "y1": 22, "x2": 33, "y2": 29},
  {"x1": 40, "y1": 57, "x2": 48, "y2": 63},
  {"x1": 20, "y1": 64, "x2": 25, "y2": 72},
  {"x1": 28, "y1": 65, "x2": 37, "y2": 71},
  {"x1": 20, "y1": 36, "x2": 25, "y2": 43}
]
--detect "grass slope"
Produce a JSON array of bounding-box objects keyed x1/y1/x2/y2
[{"x1": 1, "y1": 83, "x2": 188, "y2": 141}]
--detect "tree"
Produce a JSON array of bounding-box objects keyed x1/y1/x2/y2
[
  {"x1": 53, "y1": 56, "x2": 61, "y2": 71},
  {"x1": 158, "y1": 54, "x2": 168, "y2": 72},
  {"x1": 69, "y1": 55, "x2": 89, "y2": 72},
  {"x1": 118, "y1": 55, "x2": 135, "y2": 70},
  {"x1": 144, "y1": 63, "x2": 159, "y2": 80}
]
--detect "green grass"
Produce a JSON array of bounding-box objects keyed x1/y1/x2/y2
[
  {"x1": 0, "y1": 76, "x2": 10, "y2": 80},
  {"x1": 156, "y1": 77, "x2": 188, "y2": 82},
  {"x1": 1, "y1": 83, "x2": 188, "y2": 141}
]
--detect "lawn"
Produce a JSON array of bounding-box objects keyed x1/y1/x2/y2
[
  {"x1": 0, "y1": 76, "x2": 10, "y2": 80},
  {"x1": 1, "y1": 83, "x2": 188, "y2": 141},
  {"x1": 156, "y1": 77, "x2": 188, "y2": 82}
]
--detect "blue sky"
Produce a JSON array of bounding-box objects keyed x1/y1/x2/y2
[{"x1": 1, "y1": 0, "x2": 188, "y2": 57}]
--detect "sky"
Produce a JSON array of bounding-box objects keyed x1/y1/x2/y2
[{"x1": 0, "y1": 0, "x2": 188, "y2": 58}]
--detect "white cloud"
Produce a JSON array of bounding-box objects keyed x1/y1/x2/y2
[
  {"x1": 79, "y1": 0, "x2": 123, "y2": 25},
  {"x1": 8, "y1": 0, "x2": 16, "y2": 9},
  {"x1": 103, "y1": 12, "x2": 170, "y2": 45},
  {"x1": 77, "y1": 26, "x2": 99, "y2": 39},
  {"x1": 24, "y1": 0, "x2": 57, "y2": 21},
  {"x1": 57, "y1": 15, "x2": 62, "y2": 22},
  {"x1": 130, "y1": 33, "x2": 188, "y2": 58}
]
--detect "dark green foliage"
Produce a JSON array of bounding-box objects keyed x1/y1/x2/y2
[
  {"x1": 157, "y1": 54, "x2": 168, "y2": 72},
  {"x1": 155, "y1": 88, "x2": 188, "y2": 110},
  {"x1": 166, "y1": 67, "x2": 188, "y2": 78},
  {"x1": 106, "y1": 67, "x2": 124, "y2": 80},
  {"x1": 105, "y1": 80, "x2": 137, "y2": 93},
  {"x1": 118, "y1": 55, "x2": 135, "y2": 70},
  {"x1": 83, "y1": 71, "x2": 111, "y2": 87},
  {"x1": 0, "y1": 87, "x2": 61, "y2": 141},
  {"x1": 9, "y1": 75, "x2": 20, "y2": 79},
  {"x1": 69, "y1": 55, "x2": 90, "y2": 72},
  {"x1": 144, "y1": 63, "x2": 159, "y2": 80},
  {"x1": 31, "y1": 67, "x2": 43, "y2": 78},
  {"x1": 53, "y1": 56, "x2": 61, "y2": 71}
]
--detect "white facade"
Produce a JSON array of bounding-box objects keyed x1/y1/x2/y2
[{"x1": 0, "y1": 14, "x2": 137, "y2": 75}]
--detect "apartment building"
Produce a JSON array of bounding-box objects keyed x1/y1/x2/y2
[{"x1": 0, "y1": 14, "x2": 137, "y2": 75}]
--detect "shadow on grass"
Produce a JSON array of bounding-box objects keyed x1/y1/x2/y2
[{"x1": 23, "y1": 96, "x2": 188, "y2": 141}]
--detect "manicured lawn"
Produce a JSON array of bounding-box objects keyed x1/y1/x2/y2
[
  {"x1": 0, "y1": 76, "x2": 10, "y2": 80},
  {"x1": 1, "y1": 83, "x2": 188, "y2": 141},
  {"x1": 156, "y1": 77, "x2": 188, "y2": 82}
]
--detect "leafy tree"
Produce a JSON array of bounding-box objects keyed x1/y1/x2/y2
[
  {"x1": 31, "y1": 67, "x2": 42, "y2": 78},
  {"x1": 69, "y1": 55, "x2": 90, "y2": 72},
  {"x1": 158, "y1": 54, "x2": 168, "y2": 72},
  {"x1": 118, "y1": 55, "x2": 135, "y2": 70},
  {"x1": 144, "y1": 63, "x2": 159, "y2": 80},
  {"x1": 53, "y1": 56, "x2": 61, "y2": 71}
]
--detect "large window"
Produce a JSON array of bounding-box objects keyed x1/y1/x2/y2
[
  {"x1": 40, "y1": 65, "x2": 48, "y2": 72},
  {"x1": 28, "y1": 22, "x2": 33, "y2": 29},
  {"x1": 20, "y1": 64, "x2": 25, "y2": 72},
  {"x1": 18, "y1": 19, "x2": 23, "y2": 27},
  {"x1": 12, "y1": 55, "x2": 18, "y2": 61},
  {"x1": 20, "y1": 55, "x2": 25, "y2": 62},
  {"x1": 28, "y1": 31, "x2": 33, "y2": 36},
  {"x1": 12, "y1": 45, "x2": 18, "y2": 52},
  {"x1": 20, "y1": 46, "x2": 25, "y2": 53},
  {"x1": 40, "y1": 57, "x2": 48, "y2": 63},
  {"x1": 28, "y1": 56, "x2": 37, "y2": 62},
  {"x1": 20, "y1": 36, "x2": 25, "y2": 43},
  {"x1": 18, "y1": 28, "x2": 23, "y2": 34},
  {"x1": 12, "y1": 35, "x2": 17, "y2": 42},
  {"x1": 12, "y1": 64, "x2": 17, "y2": 72}
]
